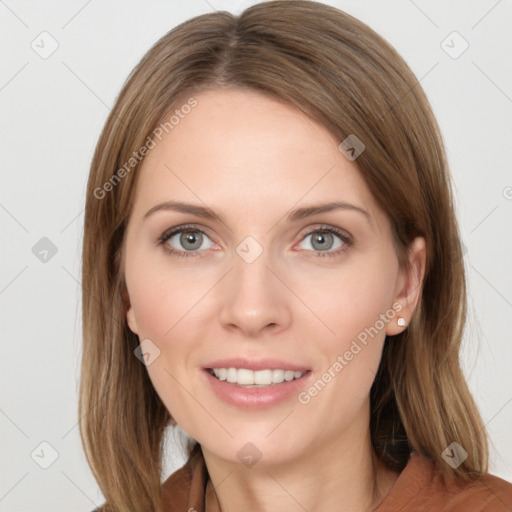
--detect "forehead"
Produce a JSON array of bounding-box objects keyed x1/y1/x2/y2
[{"x1": 132, "y1": 88, "x2": 380, "y2": 226}]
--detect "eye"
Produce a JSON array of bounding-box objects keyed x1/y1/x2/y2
[
  {"x1": 158, "y1": 225, "x2": 215, "y2": 257},
  {"x1": 157, "y1": 224, "x2": 352, "y2": 259},
  {"x1": 297, "y1": 226, "x2": 352, "y2": 257}
]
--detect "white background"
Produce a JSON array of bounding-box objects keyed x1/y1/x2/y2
[{"x1": 1, "y1": 0, "x2": 511, "y2": 510}]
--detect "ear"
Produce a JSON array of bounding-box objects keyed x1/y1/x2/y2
[
  {"x1": 386, "y1": 236, "x2": 427, "y2": 336},
  {"x1": 122, "y1": 283, "x2": 139, "y2": 335}
]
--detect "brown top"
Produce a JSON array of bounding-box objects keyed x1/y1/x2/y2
[{"x1": 161, "y1": 448, "x2": 512, "y2": 512}]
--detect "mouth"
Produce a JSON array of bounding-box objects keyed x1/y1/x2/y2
[
  {"x1": 206, "y1": 367, "x2": 310, "y2": 388},
  {"x1": 202, "y1": 360, "x2": 313, "y2": 408}
]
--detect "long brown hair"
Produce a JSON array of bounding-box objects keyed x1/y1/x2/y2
[{"x1": 80, "y1": 1, "x2": 489, "y2": 510}]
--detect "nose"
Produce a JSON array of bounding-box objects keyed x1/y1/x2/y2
[{"x1": 217, "y1": 245, "x2": 292, "y2": 338}]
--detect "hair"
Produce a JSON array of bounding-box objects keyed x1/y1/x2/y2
[{"x1": 79, "y1": 1, "x2": 489, "y2": 510}]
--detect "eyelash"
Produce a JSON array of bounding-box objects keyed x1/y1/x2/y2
[{"x1": 157, "y1": 223, "x2": 353, "y2": 259}]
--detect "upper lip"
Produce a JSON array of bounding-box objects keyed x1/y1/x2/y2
[{"x1": 204, "y1": 358, "x2": 311, "y2": 372}]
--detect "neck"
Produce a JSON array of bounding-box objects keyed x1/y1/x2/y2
[{"x1": 201, "y1": 415, "x2": 399, "y2": 512}]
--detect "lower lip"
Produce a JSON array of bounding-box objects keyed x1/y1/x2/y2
[{"x1": 203, "y1": 369, "x2": 311, "y2": 409}]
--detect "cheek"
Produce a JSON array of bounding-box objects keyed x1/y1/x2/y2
[
  {"x1": 124, "y1": 257, "x2": 199, "y2": 420},
  {"x1": 128, "y1": 282, "x2": 172, "y2": 340},
  {"x1": 294, "y1": 253, "x2": 398, "y2": 343},
  {"x1": 124, "y1": 250, "x2": 210, "y2": 394},
  {"x1": 125, "y1": 248, "x2": 201, "y2": 340},
  {"x1": 301, "y1": 254, "x2": 398, "y2": 389}
]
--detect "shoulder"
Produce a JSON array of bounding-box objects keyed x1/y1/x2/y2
[
  {"x1": 378, "y1": 453, "x2": 512, "y2": 512},
  {"x1": 90, "y1": 448, "x2": 205, "y2": 512},
  {"x1": 161, "y1": 447, "x2": 207, "y2": 511},
  {"x1": 439, "y1": 472, "x2": 512, "y2": 511},
  {"x1": 161, "y1": 458, "x2": 195, "y2": 509}
]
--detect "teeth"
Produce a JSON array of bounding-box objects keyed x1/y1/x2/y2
[
  {"x1": 210, "y1": 367, "x2": 305, "y2": 387},
  {"x1": 272, "y1": 369, "x2": 285, "y2": 383}
]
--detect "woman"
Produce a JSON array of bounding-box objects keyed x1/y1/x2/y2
[{"x1": 80, "y1": 1, "x2": 512, "y2": 511}]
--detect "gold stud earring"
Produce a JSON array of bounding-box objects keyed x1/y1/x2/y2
[{"x1": 397, "y1": 317, "x2": 406, "y2": 327}]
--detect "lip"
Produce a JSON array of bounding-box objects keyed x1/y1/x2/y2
[
  {"x1": 202, "y1": 365, "x2": 312, "y2": 409},
  {"x1": 203, "y1": 358, "x2": 311, "y2": 372}
]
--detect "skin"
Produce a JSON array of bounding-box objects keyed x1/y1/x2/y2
[{"x1": 124, "y1": 88, "x2": 426, "y2": 512}]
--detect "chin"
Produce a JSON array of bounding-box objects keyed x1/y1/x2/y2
[{"x1": 197, "y1": 426, "x2": 308, "y2": 469}]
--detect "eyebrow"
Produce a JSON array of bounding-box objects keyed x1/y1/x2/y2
[{"x1": 143, "y1": 200, "x2": 371, "y2": 224}]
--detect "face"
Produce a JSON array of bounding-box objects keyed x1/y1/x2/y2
[{"x1": 123, "y1": 88, "x2": 424, "y2": 467}]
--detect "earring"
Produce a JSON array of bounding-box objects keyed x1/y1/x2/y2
[{"x1": 397, "y1": 317, "x2": 406, "y2": 327}]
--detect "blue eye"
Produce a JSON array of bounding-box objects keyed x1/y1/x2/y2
[
  {"x1": 159, "y1": 225, "x2": 214, "y2": 258},
  {"x1": 158, "y1": 224, "x2": 352, "y2": 259},
  {"x1": 298, "y1": 227, "x2": 352, "y2": 258}
]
